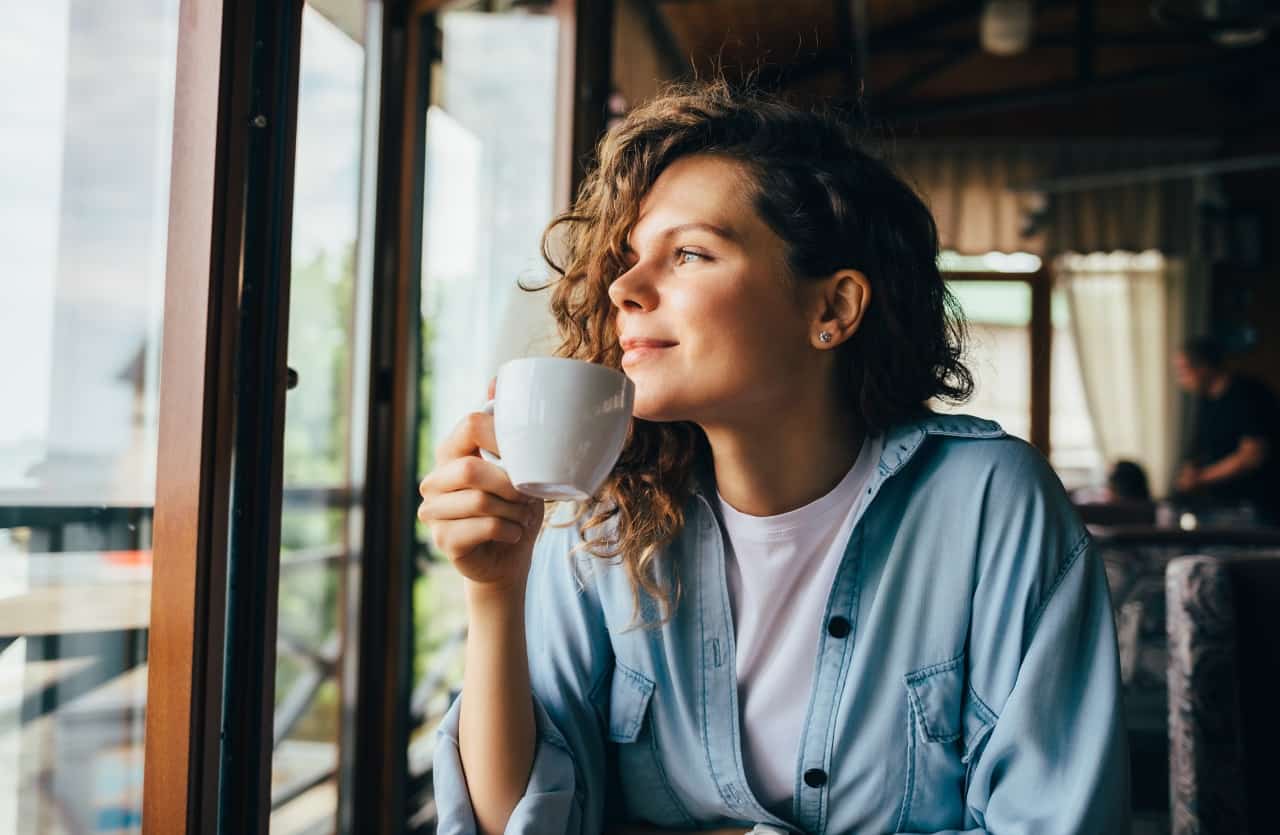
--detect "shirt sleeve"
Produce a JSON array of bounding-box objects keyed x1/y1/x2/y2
[
  {"x1": 945, "y1": 537, "x2": 1131, "y2": 834},
  {"x1": 902, "y1": 443, "x2": 1131, "y2": 835},
  {"x1": 432, "y1": 522, "x2": 615, "y2": 835}
]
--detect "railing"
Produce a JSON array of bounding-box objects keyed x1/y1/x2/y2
[{"x1": 1, "y1": 487, "x2": 468, "y2": 830}]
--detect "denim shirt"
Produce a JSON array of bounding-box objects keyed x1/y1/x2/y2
[{"x1": 433, "y1": 414, "x2": 1131, "y2": 834}]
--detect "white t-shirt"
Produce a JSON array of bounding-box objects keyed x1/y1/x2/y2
[{"x1": 717, "y1": 433, "x2": 884, "y2": 814}]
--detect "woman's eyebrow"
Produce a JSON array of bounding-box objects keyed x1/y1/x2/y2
[
  {"x1": 665, "y1": 221, "x2": 737, "y2": 240},
  {"x1": 629, "y1": 221, "x2": 739, "y2": 250}
]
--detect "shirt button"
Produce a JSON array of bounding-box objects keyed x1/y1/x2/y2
[
  {"x1": 804, "y1": 768, "x2": 828, "y2": 788},
  {"x1": 827, "y1": 616, "x2": 852, "y2": 638}
]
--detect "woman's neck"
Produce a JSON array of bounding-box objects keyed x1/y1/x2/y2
[{"x1": 702, "y1": 392, "x2": 864, "y2": 518}]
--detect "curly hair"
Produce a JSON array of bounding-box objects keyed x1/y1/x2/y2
[{"x1": 535, "y1": 80, "x2": 971, "y2": 625}]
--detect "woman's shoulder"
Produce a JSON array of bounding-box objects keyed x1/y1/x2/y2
[
  {"x1": 890, "y1": 413, "x2": 1090, "y2": 590},
  {"x1": 890, "y1": 412, "x2": 1059, "y2": 491}
]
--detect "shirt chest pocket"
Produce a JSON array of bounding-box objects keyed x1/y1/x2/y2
[
  {"x1": 895, "y1": 654, "x2": 997, "y2": 833},
  {"x1": 607, "y1": 662, "x2": 696, "y2": 828}
]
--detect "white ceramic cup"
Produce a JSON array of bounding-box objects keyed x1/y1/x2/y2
[{"x1": 480, "y1": 357, "x2": 635, "y2": 501}]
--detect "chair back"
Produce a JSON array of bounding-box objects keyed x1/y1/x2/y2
[{"x1": 1166, "y1": 552, "x2": 1280, "y2": 835}]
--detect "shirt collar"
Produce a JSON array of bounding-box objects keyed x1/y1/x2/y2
[{"x1": 689, "y1": 412, "x2": 1005, "y2": 500}]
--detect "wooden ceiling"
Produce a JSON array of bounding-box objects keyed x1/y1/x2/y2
[{"x1": 627, "y1": 0, "x2": 1280, "y2": 136}]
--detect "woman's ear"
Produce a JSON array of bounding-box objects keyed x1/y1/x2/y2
[{"x1": 810, "y1": 269, "x2": 871, "y2": 350}]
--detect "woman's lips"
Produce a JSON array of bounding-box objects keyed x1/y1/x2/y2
[{"x1": 621, "y1": 338, "x2": 677, "y2": 367}]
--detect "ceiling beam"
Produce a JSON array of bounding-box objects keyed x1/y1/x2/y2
[
  {"x1": 833, "y1": 0, "x2": 855, "y2": 90},
  {"x1": 633, "y1": 0, "x2": 688, "y2": 79},
  {"x1": 761, "y1": 1, "x2": 982, "y2": 90},
  {"x1": 872, "y1": 0, "x2": 985, "y2": 47},
  {"x1": 880, "y1": 46, "x2": 1280, "y2": 125},
  {"x1": 1077, "y1": 0, "x2": 1095, "y2": 82},
  {"x1": 773, "y1": 0, "x2": 1114, "y2": 91},
  {"x1": 851, "y1": 0, "x2": 871, "y2": 94},
  {"x1": 876, "y1": 44, "x2": 976, "y2": 103}
]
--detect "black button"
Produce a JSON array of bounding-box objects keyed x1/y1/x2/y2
[
  {"x1": 803, "y1": 768, "x2": 827, "y2": 788},
  {"x1": 827, "y1": 616, "x2": 851, "y2": 638}
]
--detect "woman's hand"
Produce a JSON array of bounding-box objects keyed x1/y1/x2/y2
[{"x1": 418, "y1": 392, "x2": 545, "y2": 593}]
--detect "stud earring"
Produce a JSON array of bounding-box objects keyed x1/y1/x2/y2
[{"x1": 819, "y1": 331, "x2": 833, "y2": 343}]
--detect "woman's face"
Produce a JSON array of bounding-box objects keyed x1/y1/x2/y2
[{"x1": 609, "y1": 154, "x2": 822, "y2": 426}]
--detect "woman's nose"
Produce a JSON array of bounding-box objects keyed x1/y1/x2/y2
[{"x1": 608, "y1": 263, "x2": 658, "y2": 312}]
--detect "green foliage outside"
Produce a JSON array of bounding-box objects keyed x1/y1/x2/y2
[
  {"x1": 274, "y1": 244, "x2": 356, "y2": 743},
  {"x1": 268, "y1": 245, "x2": 467, "y2": 745}
]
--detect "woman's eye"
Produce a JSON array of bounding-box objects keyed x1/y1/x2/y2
[{"x1": 676, "y1": 248, "x2": 705, "y2": 265}]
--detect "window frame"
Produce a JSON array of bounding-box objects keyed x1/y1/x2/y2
[{"x1": 944, "y1": 268, "x2": 1053, "y2": 455}]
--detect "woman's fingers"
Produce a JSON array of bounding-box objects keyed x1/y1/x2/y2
[
  {"x1": 435, "y1": 410, "x2": 499, "y2": 463},
  {"x1": 420, "y1": 455, "x2": 525, "y2": 504},
  {"x1": 431, "y1": 516, "x2": 526, "y2": 555},
  {"x1": 418, "y1": 488, "x2": 534, "y2": 527}
]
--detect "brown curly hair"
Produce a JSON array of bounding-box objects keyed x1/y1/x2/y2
[{"x1": 534, "y1": 80, "x2": 971, "y2": 625}]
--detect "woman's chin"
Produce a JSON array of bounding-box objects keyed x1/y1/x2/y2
[{"x1": 630, "y1": 394, "x2": 687, "y2": 425}]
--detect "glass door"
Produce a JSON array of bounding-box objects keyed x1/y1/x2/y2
[
  {"x1": 405, "y1": 4, "x2": 568, "y2": 829},
  {"x1": 271, "y1": 1, "x2": 376, "y2": 831}
]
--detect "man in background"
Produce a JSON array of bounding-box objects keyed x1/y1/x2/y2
[{"x1": 1173, "y1": 336, "x2": 1279, "y2": 523}]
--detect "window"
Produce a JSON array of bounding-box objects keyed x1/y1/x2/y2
[{"x1": 937, "y1": 252, "x2": 1103, "y2": 490}]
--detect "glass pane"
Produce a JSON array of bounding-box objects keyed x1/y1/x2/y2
[
  {"x1": 408, "y1": 9, "x2": 563, "y2": 828},
  {"x1": 270, "y1": 4, "x2": 369, "y2": 833},
  {"x1": 0, "y1": 2, "x2": 178, "y2": 832},
  {"x1": 937, "y1": 280, "x2": 1033, "y2": 441}
]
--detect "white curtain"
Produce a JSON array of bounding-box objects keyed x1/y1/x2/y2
[{"x1": 1057, "y1": 252, "x2": 1203, "y2": 497}]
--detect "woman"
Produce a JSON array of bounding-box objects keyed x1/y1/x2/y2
[{"x1": 420, "y1": 82, "x2": 1129, "y2": 835}]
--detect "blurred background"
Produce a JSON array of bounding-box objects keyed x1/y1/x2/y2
[{"x1": 2, "y1": 0, "x2": 1279, "y2": 833}]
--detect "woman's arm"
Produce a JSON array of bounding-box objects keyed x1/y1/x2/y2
[
  {"x1": 893, "y1": 536, "x2": 1129, "y2": 834},
  {"x1": 459, "y1": 581, "x2": 537, "y2": 835},
  {"x1": 433, "y1": 518, "x2": 616, "y2": 835},
  {"x1": 425, "y1": 407, "x2": 610, "y2": 835},
  {"x1": 902, "y1": 442, "x2": 1130, "y2": 835}
]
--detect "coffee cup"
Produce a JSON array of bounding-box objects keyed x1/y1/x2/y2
[{"x1": 480, "y1": 357, "x2": 634, "y2": 501}]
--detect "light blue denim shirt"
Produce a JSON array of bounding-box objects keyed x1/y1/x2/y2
[{"x1": 434, "y1": 414, "x2": 1130, "y2": 834}]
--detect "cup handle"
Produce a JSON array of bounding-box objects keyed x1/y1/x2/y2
[{"x1": 479, "y1": 399, "x2": 503, "y2": 467}]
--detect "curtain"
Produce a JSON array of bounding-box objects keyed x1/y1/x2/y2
[
  {"x1": 890, "y1": 141, "x2": 1213, "y2": 256},
  {"x1": 1057, "y1": 252, "x2": 1203, "y2": 497},
  {"x1": 892, "y1": 144, "x2": 1046, "y2": 255},
  {"x1": 1043, "y1": 144, "x2": 1200, "y2": 256}
]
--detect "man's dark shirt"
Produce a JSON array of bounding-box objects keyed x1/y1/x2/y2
[{"x1": 1188, "y1": 376, "x2": 1279, "y2": 515}]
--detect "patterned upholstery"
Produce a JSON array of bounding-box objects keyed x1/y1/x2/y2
[
  {"x1": 1100, "y1": 544, "x2": 1188, "y2": 734},
  {"x1": 1096, "y1": 535, "x2": 1280, "y2": 831},
  {"x1": 1165, "y1": 557, "x2": 1249, "y2": 835},
  {"x1": 1164, "y1": 552, "x2": 1280, "y2": 835}
]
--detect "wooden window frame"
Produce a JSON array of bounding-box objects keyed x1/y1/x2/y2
[
  {"x1": 945, "y1": 268, "x2": 1053, "y2": 455},
  {"x1": 143, "y1": 0, "x2": 304, "y2": 832}
]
